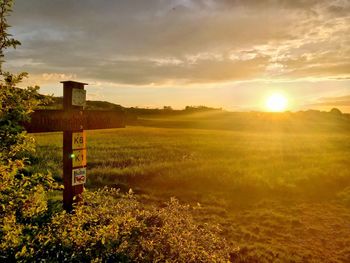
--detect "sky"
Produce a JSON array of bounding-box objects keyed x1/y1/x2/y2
[{"x1": 5, "y1": 0, "x2": 350, "y2": 112}]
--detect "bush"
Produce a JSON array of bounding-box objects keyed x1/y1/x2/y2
[{"x1": 4, "y1": 188, "x2": 232, "y2": 262}]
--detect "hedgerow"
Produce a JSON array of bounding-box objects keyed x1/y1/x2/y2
[{"x1": 9, "y1": 189, "x2": 231, "y2": 262}]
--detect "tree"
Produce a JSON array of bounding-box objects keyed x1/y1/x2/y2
[
  {"x1": 329, "y1": 107, "x2": 342, "y2": 115},
  {"x1": 0, "y1": 0, "x2": 41, "y2": 160},
  {"x1": 0, "y1": 1, "x2": 56, "y2": 260},
  {"x1": 163, "y1": 105, "x2": 173, "y2": 111},
  {"x1": 0, "y1": 0, "x2": 20, "y2": 74}
]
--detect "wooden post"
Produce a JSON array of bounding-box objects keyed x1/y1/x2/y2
[
  {"x1": 22, "y1": 80, "x2": 126, "y2": 211},
  {"x1": 62, "y1": 81, "x2": 87, "y2": 211}
]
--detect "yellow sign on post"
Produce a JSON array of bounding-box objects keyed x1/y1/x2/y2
[
  {"x1": 72, "y1": 131, "x2": 86, "y2": 149},
  {"x1": 72, "y1": 149, "x2": 87, "y2": 168}
]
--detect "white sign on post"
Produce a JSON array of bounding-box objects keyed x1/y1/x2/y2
[
  {"x1": 72, "y1": 167, "x2": 87, "y2": 186},
  {"x1": 72, "y1": 88, "x2": 86, "y2": 106}
]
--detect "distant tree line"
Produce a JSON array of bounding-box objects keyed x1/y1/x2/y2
[{"x1": 42, "y1": 97, "x2": 223, "y2": 114}]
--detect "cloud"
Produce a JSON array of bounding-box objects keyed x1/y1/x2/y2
[
  {"x1": 304, "y1": 95, "x2": 350, "y2": 112},
  {"x1": 4, "y1": 0, "x2": 350, "y2": 85},
  {"x1": 318, "y1": 95, "x2": 350, "y2": 105}
]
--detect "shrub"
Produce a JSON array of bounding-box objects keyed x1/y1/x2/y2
[{"x1": 7, "y1": 188, "x2": 232, "y2": 262}]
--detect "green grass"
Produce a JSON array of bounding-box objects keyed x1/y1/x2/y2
[{"x1": 32, "y1": 113, "x2": 350, "y2": 262}]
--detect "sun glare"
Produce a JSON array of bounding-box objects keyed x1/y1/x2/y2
[{"x1": 265, "y1": 93, "x2": 288, "y2": 112}]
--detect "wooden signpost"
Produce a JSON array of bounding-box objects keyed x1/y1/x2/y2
[{"x1": 23, "y1": 81, "x2": 125, "y2": 211}]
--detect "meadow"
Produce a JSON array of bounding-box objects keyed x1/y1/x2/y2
[{"x1": 32, "y1": 111, "x2": 350, "y2": 262}]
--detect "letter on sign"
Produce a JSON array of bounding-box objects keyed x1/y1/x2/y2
[
  {"x1": 72, "y1": 131, "x2": 86, "y2": 149},
  {"x1": 72, "y1": 149, "x2": 87, "y2": 168},
  {"x1": 72, "y1": 88, "x2": 86, "y2": 106},
  {"x1": 72, "y1": 167, "x2": 87, "y2": 186}
]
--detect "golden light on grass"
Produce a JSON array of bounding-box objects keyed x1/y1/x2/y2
[{"x1": 265, "y1": 93, "x2": 288, "y2": 112}]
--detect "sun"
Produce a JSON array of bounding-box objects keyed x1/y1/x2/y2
[{"x1": 265, "y1": 93, "x2": 288, "y2": 112}]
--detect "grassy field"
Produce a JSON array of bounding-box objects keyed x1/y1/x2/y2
[{"x1": 32, "y1": 112, "x2": 350, "y2": 262}]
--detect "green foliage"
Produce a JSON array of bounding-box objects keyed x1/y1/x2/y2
[
  {"x1": 0, "y1": 73, "x2": 48, "y2": 160},
  {"x1": 0, "y1": 40, "x2": 58, "y2": 261},
  {"x1": 0, "y1": 160, "x2": 56, "y2": 259},
  {"x1": 0, "y1": 1, "x2": 56, "y2": 260},
  {"x1": 2, "y1": 188, "x2": 232, "y2": 262},
  {"x1": 0, "y1": 0, "x2": 52, "y2": 162},
  {"x1": 0, "y1": 0, "x2": 21, "y2": 73}
]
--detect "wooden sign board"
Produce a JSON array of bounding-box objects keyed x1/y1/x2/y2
[{"x1": 24, "y1": 110, "x2": 125, "y2": 133}]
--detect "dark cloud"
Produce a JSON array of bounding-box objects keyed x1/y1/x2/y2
[
  {"x1": 82, "y1": 54, "x2": 270, "y2": 85},
  {"x1": 4, "y1": 0, "x2": 350, "y2": 85}
]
